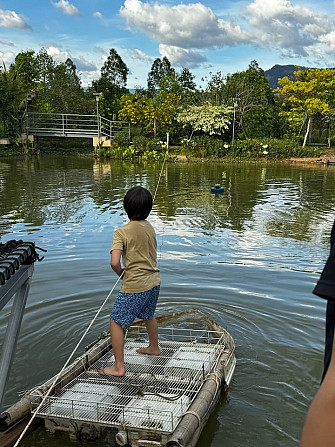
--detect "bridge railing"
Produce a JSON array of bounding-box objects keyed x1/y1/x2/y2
[
  {"x1": 100, "y1": 116, "x2": 130, "y2": 140},
  {"x1": 26, "y1": 113, "x2": 130, "y2": 140}
]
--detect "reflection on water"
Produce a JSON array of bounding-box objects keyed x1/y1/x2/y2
[{"x1": 0, "y1": 156, "x2": 335, "y2": 447}]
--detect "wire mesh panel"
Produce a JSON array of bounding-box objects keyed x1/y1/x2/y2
[
  {"x1": 119, "y1": 394, "x2": 190, "y2": 432},
  {"x1": 32, "y1": 327, "x2": 228, "y2": 435}
]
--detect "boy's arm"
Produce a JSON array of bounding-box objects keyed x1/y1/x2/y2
[{"x1": 110, "y1": 249, "x2": 124, "y2": 277}]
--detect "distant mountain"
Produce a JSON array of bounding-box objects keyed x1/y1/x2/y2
[{"x1": 264, "y1": 64, "x2": 307, "y2": 90}]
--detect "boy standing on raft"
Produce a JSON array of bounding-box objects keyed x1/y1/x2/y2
[{"x1": 99, "y1": 186, "x2": 161, "y2": 377}]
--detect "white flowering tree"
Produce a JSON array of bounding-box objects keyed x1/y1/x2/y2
[{"x1": 176, "y1": 102, "x2": 233, "y2": 140}]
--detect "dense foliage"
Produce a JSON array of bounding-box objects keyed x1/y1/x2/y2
[
  {"x1": 275, "y1": 68, "x2": 335, "y2": 146},
  {"x1": 1, "y1": 49, "x2": 334, "y2": 158},
  {"x1": 177, "y1": 103, "x2": 232, "y2": 138}
]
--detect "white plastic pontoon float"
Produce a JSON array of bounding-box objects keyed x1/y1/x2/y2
[{"x1": 0, "y1": 310, "x2": 236, "y2": 447}]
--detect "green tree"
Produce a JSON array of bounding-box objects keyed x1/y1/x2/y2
[
  {"x1": 226, "y1": 61, "x2": 281, "y2": 138},
  {"x1": 89, "y1": 49, "x2": 129, "y2": 119},
  {"x1": 35, "y1": 48, "x2": 54, "y2": 87},
  {"x1": 36, "y1": 59, "x2": 88, "y2": 114},
  {"x1": 13, "y1": 50, "x2": 38, "y2": 92},
  {"x1": 89, "y1": 76, "x2": 128, "y2": 119},
  {"x1": 101, "y1": 48, "x2": 129, "y2": 87},
  {"x1": 65, "y1": 58, "x2": 81, "y2": 87},
  {"x1": 205, "y1": 71, "x2": 226, "y2": 105},
  {"x1": 0, "y1": 64, "x2": 23, "y2": 140},
  {"x1": 147, "y1": 57, "x2": 175, "y2": 97},
  {"x1": 275, "y1": 67, "x2": 335, "y2": 146},
  {"x1": 206, "y1": 61, "x2": 283, "y2": 138},
  {"x1": 159, "y1": 68, "x2": 197, "y2": 97},
  {"x1": 178, "y1": 68, "x2": 196, "y2": 92}
]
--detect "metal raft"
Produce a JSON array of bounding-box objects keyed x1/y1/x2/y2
[{"x1": 31, "y1": 326, "x2": 234, "y2": 446}]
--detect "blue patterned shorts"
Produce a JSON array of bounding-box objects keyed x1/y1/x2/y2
[{"x1": 111, "y1": 285, "x2": 160, "y2": 328}]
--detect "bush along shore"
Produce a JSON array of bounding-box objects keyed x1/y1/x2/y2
[
  {"x1": 94, "y1": 133, "x2": 323, "y2": 161},
  {"x1": 0, "y1": 134, "x2": 325, "y2": 161}
]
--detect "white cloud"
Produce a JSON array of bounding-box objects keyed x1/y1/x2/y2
[
  {"x1": 127, "y1": 48, "x2": 153, "y2": 63},
  {"x1": 0, "y1": 51, "x2": 15, "y2": 67},
  {"x1": 52, "y1": 0, "x2": 80, "y2": 16},
  {"x1": 304, "y1": 44, "x2": 332, "y2": 66},
  {"x1": 319, "y1": 31, "x2": 335, "y2": 50},
  {"x1": 46, "y1": 45, "x2": 70, "y2": 63},
  {"x1": 93, "y1": 11, "x2": 109, "y2": 26},
  {"x1": 245, "y1": 0, "x2": 335, "y2": 57},
  {"x1": 119, "y1": 0, "x2": 335, "y2": 69},
  {"x1": 94, "y1": 46, "x2": 106, "y2": 54},
  {"x1": 159, "y1": 44, "x2": 207, "y2": 67},
  {"x1": 119, "y1": 0, "x2": 252, "y2": 67},
  {"x1": 0, "y1": 40, "x2": 15, "y2": 47},
  {"x1": 72, "y1": 55, "x2": 97, "y2": 71},
  {"x1": 46, "y1": 46, "x2": 97, "y2": 71},
  {"x1": 0, "y1": 8, "x2": 31, "y2": 30},
  {"x1": 93, "y1": 11, "x2": 103, "y2": 20},
  {"x1": 120, "y1": 0, "x2": 250, "y2": 49},
  {"x1": 81, "y1": 69, "x2": 100, "y2": 87}
]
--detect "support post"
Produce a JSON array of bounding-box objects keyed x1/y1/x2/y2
[
  {"x1": 231, "y1": 97, "x2": 240, "y2": 144},
  {"x1": 25, "y1": 108, "x2": 29, "y2": 139},
  {"x1": 62, "y1": 114, "x2": 65, "y2": 136},
  {"x1": 0, "y1": 264, "x2": 34, "y2": 410}
]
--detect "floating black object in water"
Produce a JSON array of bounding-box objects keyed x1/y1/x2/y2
[{"x1": 211, "y1": 184, "x2": 224, "y2": 193}]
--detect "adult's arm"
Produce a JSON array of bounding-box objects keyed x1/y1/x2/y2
[{"x1": 300, "y1": 329, "x2": 335, "y2": 446}]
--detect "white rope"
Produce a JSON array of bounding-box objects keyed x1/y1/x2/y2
[
  {"x1": 14, "y1": 148, "x2": 169, "y2": 446},
  {"x1": 13, "y1": 272, "x2": 124, "y2": 447}
]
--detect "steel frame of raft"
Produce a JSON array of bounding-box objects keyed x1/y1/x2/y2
[{"x1": 0, "y1": 264, "x2": 34, "y2": 410}]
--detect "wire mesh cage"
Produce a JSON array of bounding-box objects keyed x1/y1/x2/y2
[{"x1": 32, "y1": 326, "x2": 229, "y2": 435}]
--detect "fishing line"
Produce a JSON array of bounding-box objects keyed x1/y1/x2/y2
[
  {"x1": 14, "y1": 147, "x2": 169, "y2": 447},
  {"x1": 153, "y1": 147, "x2": 169, "y2": 264},
  {"x1": 153, "y1": 147, "x2": 169, "y2": 203}
]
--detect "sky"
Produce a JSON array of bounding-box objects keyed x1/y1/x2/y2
[{"x1": 0, "y1": 0, "x2": 335, "y2": 89}]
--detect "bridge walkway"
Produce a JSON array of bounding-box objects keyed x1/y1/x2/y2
[{"x1": 25, "y1": 113, "x2": 130, "y2": 147}]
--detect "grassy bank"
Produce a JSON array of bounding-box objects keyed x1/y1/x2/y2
[
  {"x1": 0, "y1": 135, "x2": 328, "y2": 160},
  {"x1": 95, "y1": 135, "x2": 324, "y2": 161}
]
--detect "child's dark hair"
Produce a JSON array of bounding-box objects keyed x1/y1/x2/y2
[{"x1": 124, "y1": 186, "x2": 153, "y2": 220}]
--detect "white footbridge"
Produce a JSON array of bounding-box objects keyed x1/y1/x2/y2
[{"x1": 24, "y1": 113, "x2": 130, "y2": 147}]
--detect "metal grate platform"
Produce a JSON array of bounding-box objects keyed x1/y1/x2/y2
[{"x1": 32, "y1": 327, "x2": 227, "y2": 435}]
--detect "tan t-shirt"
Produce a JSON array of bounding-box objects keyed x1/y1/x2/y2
[{"x1": 111, "y1": 220, "x2": 161, "y2": 293}]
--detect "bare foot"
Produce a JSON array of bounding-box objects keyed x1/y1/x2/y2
[
  {"x1": 98, "y1": 365, "x2": 125, "y2": 377},
  {"x1": 136, "y1": 346, "x2": 161, "y2": 355}
]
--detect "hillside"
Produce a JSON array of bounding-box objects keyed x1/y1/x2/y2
[{"x1": 264, "y1": 64, "x2": 307, "y2": 90}]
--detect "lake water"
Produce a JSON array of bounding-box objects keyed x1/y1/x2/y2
[{"x1": 0, "y1": 156, "x2": 335, "y2": 447}]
